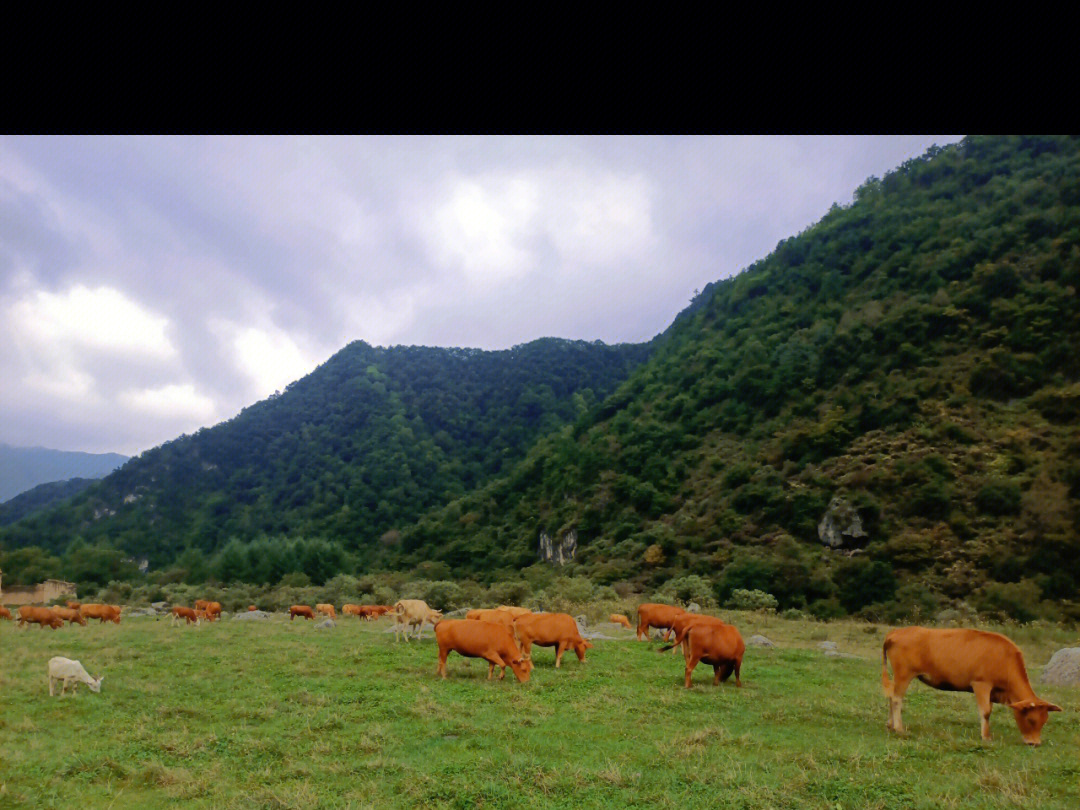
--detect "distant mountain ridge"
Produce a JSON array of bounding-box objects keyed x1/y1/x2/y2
[{"x1": 0, "y1": 444, "x2": 128, "y2": 503}]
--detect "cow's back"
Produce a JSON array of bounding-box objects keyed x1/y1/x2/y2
[
  {"x1": 885, "y1": 626, "x2": 1029, "y2": 689},
  {"x1": 515, "y1": 612, "x2": 582, "y2": 644}
]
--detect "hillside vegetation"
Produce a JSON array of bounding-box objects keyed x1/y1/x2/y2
[{"x1": 393, "y1": 136, "x2": 1080, "y2": 622}]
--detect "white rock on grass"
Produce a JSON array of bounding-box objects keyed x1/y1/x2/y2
[
  {"x1": 748, "y1": 635, "x2": 775, "y2": 647},
  {"x1": 1041, "y1": 648, "x2": 1080, "y2": 685},
  {"x1": 232, "y1": 610, "x2": 272, "y2": 621}
]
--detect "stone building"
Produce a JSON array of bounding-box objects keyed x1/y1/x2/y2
[{"x1": 0, "y1": 570, "x2": 77, "y2": 606}]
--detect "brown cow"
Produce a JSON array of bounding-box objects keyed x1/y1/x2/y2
[
  {"x1": 18, "y1": 606, "x2": 64, "y2": 629},
  {"x1": 205, "y1": 601, "x2": 222, "y2": 618},
  {"x1": 290, "y1": 605, "x2": 316, "y2": 621},
  {"x1": 514, "y1": 612, "x2": 593, "y2": 668},
  {"x1": 316, "y1": 603, "x2": 337, "y2": 620},
  {"x1": 67, "y1": 601, "x2": 81, "y2": 610},
  {"x1": 435, "y1": 619, "x2": 531, "y2": 682},
  {"x1": 882, "y1": 626, "x2": 1062, "y2": 745},
  {"x1": 370, "y1": 605, "x2": 393, "y2": 618},
  {"x1": 660, "y1": 613, "x2": 729, "y2": 655},
  {"x1": 0, "y1": 606, "x2": 12, "y2": 621},
  {"x1": 609, "y1": 613, "x2": 633, "y2": 629},
  {"x1": 195, "y1": 599, "x2": 210, "y2": 611},
  {"x1": 53, "y1": 607, "x2": 87, "y2": 627},
  {"x1": 248, "y1": 605, "x2": 258, "y2": 612},
  {"x1": 172, "y1": 606, "x2": 201, "y2": 626},
  {"x1": 342, "y1": 604, "x2": 363, "y2": 617},
  {"x1": 679, "y1": 622, "x2": 745, "y2": 689},
  {"x1": 80, "y1": 604, "x2": 121, "y2": 624},
  {"x1": 495, "y1": 605, "x2": 532, "y2": 618},
  {"x1": 393, "y1": 599, "x2": 442, "y2": 641},
  {"x1": 466, "y1": 609, "x2": 517, "y2": 631},
  {"x1": 636, "y1": 603, "x2": 686, "y2": 641}
]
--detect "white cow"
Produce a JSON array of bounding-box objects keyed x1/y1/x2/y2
[
  {"x1": 392, "y1": 599, "x2": 443, "y2": 642},
  {"x1": 48, "y1": 656, "x2": 104, "y2": 696}
]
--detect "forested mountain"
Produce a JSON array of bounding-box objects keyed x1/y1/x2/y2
[
  {"x1": 0, "y1": 478, "x2": 99, "y2": 527},
  {"x1": 0, "y1": 444, "x2": 127, "y2": 503},
  {"x1": 390, "y1": 136, "x2": 1080, "y2": 621},
  {"x1": 5, "y1": 136, "x2": 1079, "y2": 624},
  {"x1": 0, "y1": 338, "x2": 650, "y2": 578}
]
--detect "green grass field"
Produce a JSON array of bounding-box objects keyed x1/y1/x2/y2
[{"x1": 1, "y1": 612, "x2": 1077, "y2": 809}]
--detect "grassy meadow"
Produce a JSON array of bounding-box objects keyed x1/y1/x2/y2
[{"x1": 1, "y1": 611, "x2": 1078, "y2": 809}]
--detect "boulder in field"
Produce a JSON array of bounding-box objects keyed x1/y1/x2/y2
[{"x1": 1041, "y1": 647, "x2": 1080, "y2": 685}]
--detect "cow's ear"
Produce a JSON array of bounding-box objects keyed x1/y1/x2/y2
[
  {"x1": 1046, "y1": 702, "x2": 1062, "y2": 712},
  {"x1": 1010, "y1": 700, "x2": 1035, "y2": 711}
]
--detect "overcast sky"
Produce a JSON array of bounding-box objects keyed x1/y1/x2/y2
[{"x1": 1, "y1": 135, "x2": 963, "y2": 456}]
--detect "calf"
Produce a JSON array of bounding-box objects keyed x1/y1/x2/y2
[
  {"x1": 0, "y1": 606, "x2": 12, "y2": 621},
  {"x1": 680, "y1": 622, "x2": 745, "y2": 689},
  {"x1": 636, "y1": 603, "x2": 686, "y2": 641},
  {"x1": 393, "y1": 599, "x2": 443, "y2": 641},
  {"x1": 18, "y1": 606, "x2": 64, "y2": 629},
  {"x1": 172, "y1": 606, "x2": 201, "y2": 626},
  {"x1": 435, "y1": 619, "x2": 531, "y2": 682},
  {"x1": 290, "y1": 605, "x2": 316, "y2": 620},
  {"x1": 80, "y1": 604, "x2": 121, "y2": 624},
  {"x1": 53, "y1": 607, "x2": 87, "y2": 627},
  {"x1": 316, "y1": 603, "x2": 337, "y2": 620},
  {"x1": 882, "y1": 626, "x2": 1062, "y2": 745},
  {"x1": 48, "y1": 656, "x2": 103, "y2": 696},
  {"x1": 513, "y1": 612, "x2": 593, "y2": 668}
]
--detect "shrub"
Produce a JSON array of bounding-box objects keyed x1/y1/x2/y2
[
  {"x1": 656, "y1": 575, "x2": 717, "y2": 608},
  {"x1": 807, "y1": 597, "x2": 845, "y2": 620},
  {"x1": 974, "y1": 479, "x2": 1022, "y2": 516},
  {"x1": 726, "y1": 588, "x2": 779, "y2": 612}
]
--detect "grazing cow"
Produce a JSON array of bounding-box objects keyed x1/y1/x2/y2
[
  {"x1": 205, "y1": 601, "x2": 222, "y2": 618},
  {"x1": 80, "y1": 604, "x2": 121, "y2": 624},
  {"x1": 342, "y1": 604, "x2": 362, "y2": 617},
  {"x1": 609, "y1": 613, "x2": 633, "y2": 629},
  {"x1": 882, "y1": 626, "x2": 1062, "y2": 745},
  {"x1": 290, "y1": 605, "x2": 316, "y2": 621},
  {"x1": 18, "y1": 606, "x2": 64, "y2": 629},
  {"x1": 660, "y1": 613, "x2": 729, "y2": 655},
  {"x1": 435, "y1": 619, "x2": 531, "y2": 682},
  {"x1": 53, "y1": 607, "x2": 87, "y2": 627},
  {"x1": 316, "y1": 603, "x2": 337, "y2": 620},
  {"x1": 195, "y1": 599, "x2": 210, "y2": 611},
  {"x1": 466, "y1": 609, "x2": 517, "y2": 631},
  {"x1": 0, "y1": 606, "x2": 12, "y2": 621},
  {"x1": 636, "y1": 603, "x2": 686, "y2": 641},
  {"x1": 679, "y1": 622, "x2": 745, "y2": 689},
  {"x1": 370, "y1": 605, "x2": 394, "y2": 618},
  {"x1": 495, "y1": 605, "x2": 532, "y2": 618},
  {"x1": 48, "y1": 656, "x2": 103, "y2": 696},
  {"x1": 172, "y1": 606, "x2": 201, "y2": 626},
  {"x1": 393, "y1": 599, "x2": 443, "y2": 641},
  {"x1": 513, "y1": 612, "x2": 593, "y2": 668}
]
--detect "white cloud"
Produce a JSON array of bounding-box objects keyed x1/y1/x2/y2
[
  {"x1": 117, "y1": 383, "x2": 218, "y2": 422},
  {"x1": 211, "y1": 319, "x2": 322, "y2": 398},
  {"x1": 9, "y1": 284, "x2": 176, "y2": 359}
]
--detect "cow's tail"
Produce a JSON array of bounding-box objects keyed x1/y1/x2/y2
[
  {"x1": 881, "y1": 639, "x2": 894, "y2": 697},
  {"x1": 658, "y1": 625, "x2": 687, "y2": 654}
]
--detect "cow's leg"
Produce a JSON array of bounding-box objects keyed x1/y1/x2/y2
[
  {"x1": 713, "y1": 664, "x2": 722, "y2": 686},
  {"x1": 733, "y1": 657, "x2": 742, "y2": 687},
  {"x1": 636, "y1": 621, "x2": 648, "y2": 641},
  {"x1": 973, "y1": 681, "x2": 994, "y2": 740},
  {"x1": 437, "y1": 646, "x2": 449, "y2": 677},
  {"x1": 887, "y1": 671, "x2": 915, "y2": 734},
  {"x1": 49, "y1": 675, "x2": 55, "y2": 696},
  {"x1": 488, "y1": 654, "x2": 508, "y2": 679},
  {"x1": 684, "y1": 654, "x2": 701, "y2": 688},
  {"x1": 555, "y1": 641, "x2": 569, "y2": 668}
]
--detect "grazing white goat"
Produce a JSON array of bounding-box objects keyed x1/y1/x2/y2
[{"x1": 48, "y1": 656, "x2": 104, "y2": 696}]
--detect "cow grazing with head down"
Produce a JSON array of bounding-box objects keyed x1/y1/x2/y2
[
  {"x1": 53, "y1": 607, "x2": 87, "y2": 627},
  {"x1": 316, "y1": 603, "x2": 337, "y2": 620},
  {"x1": 435, "y1": 619, "x2": 531, "y2": 682},
  {"x1": 677, "y1": 622, "x2": 745, "y2": 689},
  {"x1": 513, "y1": 612, "x2": 593, "y2": 668},
  {"x1": 0, "y1": 606, "x2": 12, "y2": 621},
  {"x1": 882, "y1": 626, "x2": 1062, "y2": 745},
  {"x1": 48, "y1": 656, "x2": 103, "y2": 696},
  {"x1": 172, "y1": 606, "x2": 201, "y2": 626},
  {"x1": 18, "y1": 606, "x2": 64, "y2": 629},
  {"x1": 636, "y1": 603, "x2": 686, "y2": 641},
  {"x1": 609, "y1": 613, "x2": 633, "y2": 629},
  {"x1": 393, "y1": 599, "x2": 443, "y2": 641},
  {"x1": 80, "y1": 604, "x2": 121, "y2": 624},
  {"x1": 290, "y1": 605, "x2": 316, "y2": 621}
]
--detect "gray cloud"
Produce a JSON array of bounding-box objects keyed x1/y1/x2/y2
[{"x1": 0, "y1": 135, "x2": 964, "y2": 455}]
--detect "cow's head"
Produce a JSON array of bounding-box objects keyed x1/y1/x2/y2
[
  {"x1": 88, "y1": 675, "x2": 104, "y2": 694},
  {"x1": 509, "y1": 656, "x2": 532, "y2": 683},
  {"x1": 1009, "y1": 698, "x2": 1062, "y2": 746}
]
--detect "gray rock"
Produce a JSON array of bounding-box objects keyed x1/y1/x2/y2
[
  {"x1": 824, "y1": 651, "x2": 866, "y2": 660},
  {"x1": 538, "y1": 529, "x2": 577, "y2": 565},
  {"x1": 125, "y1": 607, "x2": 158, "y2": 617},
  {"x1": 818, "y1": 496, "x2": 867, "y2": 549},
  {"x1": 1041, "y1": 647, "x2": 1080, "y2": 685},
  {"x1": 748, "y1": 635, "x2": 775, "y2": 647},
  {"x1": 817, "y1": 641, "x2": 838, "y2": 652},
  {"x1": 574, "y1": 614, "x2": 588, "y2": 628},
  {"x1": 687, "y1": 602, "x2": 701, "y2": 614},
  {"x1": 232, "y1": 610, "x2": 272, "y2": 621},
  {"x1": 581, "y1": 631, "x2": 619, "y2": 640},
  {"x1": 151, "y1": 601, "x2": 169, "y2": 613},
  {"x1": 315, "y1": 619, "x2": 336, "y2": 630},
  {"x1": 444, "y1": 607, "x2": 472, "y2": 618}
]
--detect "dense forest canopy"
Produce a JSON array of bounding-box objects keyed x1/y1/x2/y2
[{"x1": 4, "y1": 136, "x2": 1079, "y2": 623}]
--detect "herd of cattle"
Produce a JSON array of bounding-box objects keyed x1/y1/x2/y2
[{"x1": 4, "y1": 597, "x2": 1066, "y2": 745}]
